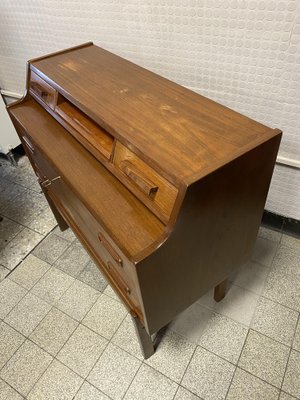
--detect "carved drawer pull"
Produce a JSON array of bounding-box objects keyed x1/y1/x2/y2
[
  {"x1": 98, "y1": 232, "x2": 123, "y2": 267},
  {"x1": 119, "y1": 160, "x2": 158, "y2": 198}
]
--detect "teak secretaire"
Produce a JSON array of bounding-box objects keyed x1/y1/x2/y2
[{"x1": 8, "y1": 42, "x2": 281, "y2": 358}]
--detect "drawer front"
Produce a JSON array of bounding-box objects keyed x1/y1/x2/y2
[
  {"x1": 29, "y1": 71, "x2": 57, "y2": 110},
  {"x1": 113, "y1": 141, "x2": 178, "y2": 221},
  {"x1": 23, "y1": 137, "x2": 142, "y2": 312}
]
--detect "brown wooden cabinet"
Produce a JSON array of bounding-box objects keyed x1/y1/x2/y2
[{"x1": 8, "y1": 42, "x2": 281, "y2": 358}]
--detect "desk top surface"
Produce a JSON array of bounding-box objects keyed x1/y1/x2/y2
[{"x1": 32, "y1": 43, "x2": 279, "y2": 184}]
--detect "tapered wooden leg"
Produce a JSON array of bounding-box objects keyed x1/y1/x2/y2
[
  {"x1": 131, "y1": 313, "x2": 154, "y2": 359},
  {"x1": 41, "y1": 186, "x2": 69, "y2": 231},
  {"x1": 214, "y1": 279, "x2": 228, "y2": 302}
]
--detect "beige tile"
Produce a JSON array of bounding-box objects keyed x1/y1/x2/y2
[
  {"x1": 198, "y1": 313, "x2": 248, "y2": 363},
  {"x1": 170, "y1": 302, "x2": 213, "y2": 343},
  {"x1": 88, "y1": 343, "x2": 141, "y2": 400},
  {"x1": 0, "y1": 279, "x2": 27, "y2": 319},
  {"x1": 258, "y1": 227, "x2": 282, "y2": 242},
  {"x1": 251, "y1": 297, "x2": 299, "y2": 346},
  {"x1": 0, "y1": 178, "x2": 26, "y2": 214},
  {"x1": 83, "y1": 294, "x2": 126, "y2": 339},
  {"x1": 272, "y1": 245, "x2": 300, "y2": 278},
  {"x1": 103, "y1": 284, "x2": 120, "y2": 301},
  {"x1": 27, "y1": 359, "x2": 83, "y2": 400},
  {"x1": 124, "y1": 363, "x2": 178, "y2": 400},
  {"x1": 292, "y1": 318, "x2": 300, "y2": 351},
  {"x1": 26, "y1": 207, "x2": 57, "y2": 236},
  {"x1": 57, "y1": 324, "x2": 108, "y2": 378},
  {"x1": 74, "y1": 381, "x2": 110, "y2": 399},
  {"x1": 251, "y1": 237, "x2": 278, "y2": 267},
  {"x1": 78, "y1": 260, "x2": 107, "y2": 292},
  {"x1": 281, "y1": 234, "x2": 300, "y2": 249},
  {"x1": 0, "y1": 216, "x2": 23, "y2": 244},
  {"x1": 0, "y1": 265, "x2": 9, "y2": 282},
  {"x1": 30, "y1": 307, "x2": 78, "y2": 356},
  {"x1": 282, "y1": 350, "x2": 300, "y2": 399},
  {"x1": 0, "y1": 378, "x2": 24, "y2": 400},
  {"x1": 214, "y1": 285, "x2": 259, "y2": 326},
  {"x1": 264, "y1": 269, "x2": 300, "y2": 311},
  {"x1": 54, "y1": 242, "x2": 90, "y2": 278},
  {"x1": 279, "y1": 391, "x2": 298, "y2": 399},
  {"x1": 0, "y1": 340, "x2": 52, "y2": 396},
  {"x1": 0, "y1": 228, "x2": 43, "y2": 270},
  {"x1": 5, "y1": 292, "x2": 51, "y2": 336},
  {"x1": 145, "y1": 330, "x2": 196, "y2": 383},
  {"x1": 9, "y1": 254, "x2": 50, "y2": 290},
  {"x1": 53, "y1": 226, "x2": 76, "y2": 242},
  {"x1": 227, "y1": 368, "x2": 279, "y2": 400},
  {"x1": 112, "y1": 314, "x2": 143, "y2": 359},
  {"x1": 0, "y1": 321, "x2": 25, "y2": 369},
  {"x1": 239, "y1": 330, "x2": 290, "y2": 387},
  {"x1": 182, "y1": 346, "x2": 235, "y2": 400},
  {"x1": 232, "y1": 261, "x2": 270, "y2": 295},
  {"x1": 31, "y1": 267, "x2": 74, "y2": 305},
  {"x1": 174, "y1": 386, "x2": 202, "y2": 400},
  {"x1": 33, "y1": 233, "x2": 70, "y2": 264},
  {"x1": 56, "y1": 280, "x2": 100, "y2": 321},
  {"x1": 196, "y1": 288, "x2": 216, "y2": 309}
]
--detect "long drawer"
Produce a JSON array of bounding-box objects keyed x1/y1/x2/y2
[{"x1": 21, "y1": 131, "x2": 143, "y2": 317}]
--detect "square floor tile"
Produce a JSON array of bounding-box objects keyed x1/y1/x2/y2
[
  {"x1": 0, "y1": 265, "x2": 9, "y2": 282},
  {"x1": 0, "y1": 279, "x2": 27, "y2": 319},
  {"x1": 281, "y1": 234, "x2": 300, "y2": 249},
  {"x1": 196, "y1": 288, "x2": 216, "y2": 309},
  {"x1": 83, "y1": 294, "x2": 127, "y2": 339},
  {"x1": 5, "y1": 292, "x2": 51, "y2": 336},
  {"x1": 0, "y1": 216, "x2": 23, "y2": 244},
  {"x1": 226, "y1": 368, "x2": 279, "y2": 400},
  {"x1": 272, "y1": 245, "x2": 300, "y2": 278},
  {"x1": 238, "y1": 330, "x2": 290, "y2": 387},
  {"x1": 282, "y1": 350, "x2": 300, "y2": 399},
  {"x1": 198, "y1": 313, "x2": 248, "y2": 363},
  {"x1": 251, "y1": 237, "x2": 278, "y2": 267},
  {"x1": 31, "y1": 267, "x2": 74, "y2": 305},
  {"x1": 33, "y1": 233, "x2": 70, "y2": 264},
  {"x1": 53, "y1": 226, "x2": 76, "y2": 242},
  {"x1": 9, "y1": 254, "x2": 50, "y2": 290},
  {"x1": 112, "y1": 314, "x2": 144, "y2": 359},
  {"x1": 57, "y1": 324, "x2": 108, "y2": 378},
  {"x1": 78, "y1": 260, "x2": 107, "y2": 292},
  {"x1": 0, "y1": 322, "x2": 25, "y2": 369},
  {"x1": 292, "y1": 319, "x2": 300, "y2": 352},
  {"x1": 0, "y1": 228, "x2": 43, "y2": 270},
  {"x1": 264, "y1": 269, "x2": 300, "y2": 311},
  {"x1": 0, "y1": 178, "x2": 26, "y2": 214},
  {"x1": 56, "y1": 280, "x2": 100, "y2": 321},
  {"x1": 174, "y1": 386, "x2": 202, "y2": 399},
  {"x1": 0, "y1": 378, "x2": 24, "y2": 400},
  {"x1": 54, "y1": 242, "x2": 90, "y2": 278},
  {"x1": 30, "y1": 307, "x2": 78, "y2": 356},
  {"x1": 74, "y1": 381, "x2": 110, "y2": 399},
  {"x1": 182, "y1": 346, "x2": 235, "y2": 400},
  {"x1": 214, "y1": 285, "x2": 259, "y2": 326},
  {"x1": 231, "y1": 261, "x2": 270, "y2": 295},
  {"x1": 27, "y1": 359, "x2": 83, "y2": 400},
  {"x1": 103, "y1": 284, "x2": 120, "y2": 301},
  {"x1": 170, "y1": 302, "x2": 213, "y2": 343},
  {"x1": 0, "y1": 340, "x2": 52, "y2": 396},
  {"x1": 279, "y1": 391, "x2": 298, "y2": 399},
  {"x1": 258, "y1": 227, "x2": 282, "y2": 242},
  {"x1": 26, "y1": 207, "x2": 57, "y2": 236},
  {"x1": 251, "y1": 297, "x2": 298, "y2": 346},
  {"x1": 145, "y1": 330, "x2": 196, "y2": 383},
  {"x1": 88, "y1": 343, "x2": 141, "y2": 400},
  {"x1": 124, "y1": 363, "x2": 178, "y2": 400}
]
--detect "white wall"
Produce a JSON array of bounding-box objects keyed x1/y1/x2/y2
[{"x1": 0, "y1": 0, "x2": 299, "y2": 218}]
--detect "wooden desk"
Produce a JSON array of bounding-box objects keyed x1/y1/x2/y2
[{"x1": 8, "y1": 42, "x2": 281, "y2": 358}]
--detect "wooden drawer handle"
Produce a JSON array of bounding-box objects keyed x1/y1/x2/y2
[
  {"x1": 31, "y1": 82, "x2": 48, "y2": 98},
  {"x1": 98, "y1": 232, "x2": 123, "y2": 267},
  {"x1": 22, "y1": 136, "x2": 35, "y2": 154},
  {"x1": 119, "y1": 160, "x2": 158, "y2": 198}
]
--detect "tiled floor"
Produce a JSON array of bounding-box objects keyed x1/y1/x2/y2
[{"x1": 1, "y1": 154, "x2": 300, "y2": 400}]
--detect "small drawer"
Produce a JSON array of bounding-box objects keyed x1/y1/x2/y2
[
  {"x1": 113, "y1": 141, "x2": 178, "y2": 221},
  {"x1": 30, "y1": 71, "x2": 57, "y2": 110}
]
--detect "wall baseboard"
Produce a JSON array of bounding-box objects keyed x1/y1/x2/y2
[{"x1": 262, "y1": 210, "x2": 300, "y2": 238}]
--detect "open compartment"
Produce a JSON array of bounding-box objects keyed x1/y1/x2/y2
[{"x1": 55, "y1": 94, "x2": 114, "y2": 160}]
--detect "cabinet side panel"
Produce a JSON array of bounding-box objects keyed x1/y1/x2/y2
[{"x1": 137, "y1": 134, "x2": 281, "y2": 334}]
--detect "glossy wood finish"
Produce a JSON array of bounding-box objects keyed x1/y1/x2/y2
[{"x1": 8, "y1": 43, "x2": 282, "y2": 357}]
